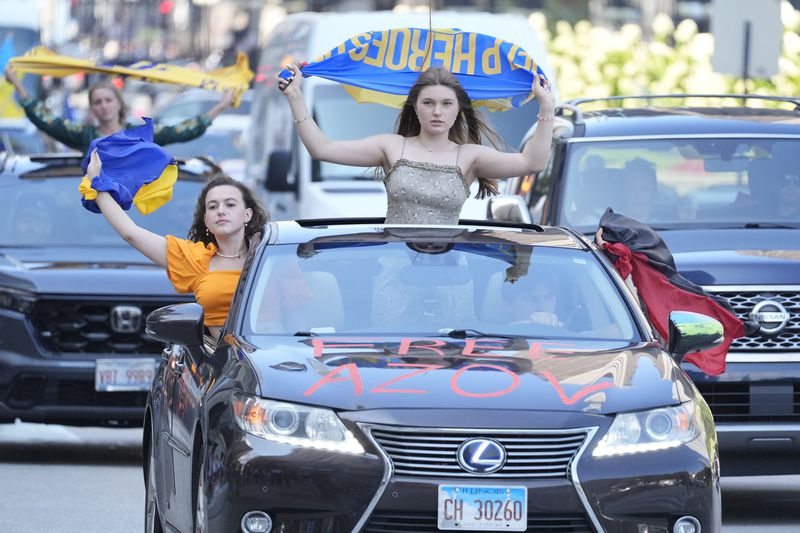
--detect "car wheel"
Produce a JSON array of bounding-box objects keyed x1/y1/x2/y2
[
  {"x1": 144, "y1": 434, "x2": 164, "y2": 533},
  {"x1": 194, "y1": 448, "x2": 208, "y2": 533}
]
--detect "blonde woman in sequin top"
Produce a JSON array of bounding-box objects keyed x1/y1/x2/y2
[{"x1": 277, "y1": 65, "x2": 555, "y2": 224}]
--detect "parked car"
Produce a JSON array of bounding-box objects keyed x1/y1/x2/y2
[
  {"x1": 144, "y1": 218, "x2": 722, "y2": 533},
  {"x1": 0, "y1": 153, "x2": 220, "y2": 427},
  {"x1": 512, "y1": 94, "x2": 800, "y2": 475}
]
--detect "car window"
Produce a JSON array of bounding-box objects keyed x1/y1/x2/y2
[
  {"x1": 168, "y1": 129, "x2": 246, "y2": 161},
  {"x1": 558, "y1": 138, "x2": 800, "y2": 230},
  {"x1": 245, "y1": 241, "x2": 637, "y2": 340},
  {"x1": 0, "y1": 177, "x2": 201, "y2": 246}
]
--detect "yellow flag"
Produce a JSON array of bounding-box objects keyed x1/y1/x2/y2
[{"x1": 9, "y1": 46, "x2": 254, "y2": 105}]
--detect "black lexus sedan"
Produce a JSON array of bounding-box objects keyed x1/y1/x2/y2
[{"x1": 144, "y1": 218, "x2": 723, "y2": 533}]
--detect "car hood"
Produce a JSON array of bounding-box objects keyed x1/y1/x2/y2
[
  {"x1": 240, "y1": 336, "x2": 692, "y2": 415},
  {"x1": 660, "y1": 228, "x2": 800, "y2": 285},
  {"x1": 0, "y1": 245, "x2": 177, "y2": 295}
]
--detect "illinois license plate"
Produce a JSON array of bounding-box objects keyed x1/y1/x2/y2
[
  {"x1": 95, "y1": 358, "x2": 158, "y2": 392},
  {"x1": 438, "y1": 485, "x2": 527, "y2": 531}
]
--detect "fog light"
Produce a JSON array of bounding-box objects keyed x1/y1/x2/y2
[
  {"x1": 241, "y1": 511, "x2": 272, "y2": 533},
  {"x1": 674, "y1": 516, "x2": 701, "y2": 533}
]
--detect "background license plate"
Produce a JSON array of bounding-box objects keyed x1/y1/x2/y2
[
  {"x1": 95, "y1": 358, "x2": 158, "y2": 392},
  {"x1": 438, "y1": 485, "x2": 527, "y2": 531}
]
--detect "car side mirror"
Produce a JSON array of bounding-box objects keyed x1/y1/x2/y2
[
  {"x1": 487, "y1": 195, "x2": 533, "y2": 224},
  {"x1": 145, "y1": 303, "x2": 205, "y2": 347},
  {"x1": 265, "y1": 150, "x2": 296, "y2": 193},
  {"x1": 666, "y1": 310, "x2": 724, "y2": 363}
]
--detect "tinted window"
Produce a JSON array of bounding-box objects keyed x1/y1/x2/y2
[
  {"x1": 0, "y1": 177, "x2": 201, "y2": 246},
  {"x1": 245, "y1": 240, "x2": 636, "y2": 340},
  {"x1": 559, "y1": 138, "x2": 800, "y2": 230}
]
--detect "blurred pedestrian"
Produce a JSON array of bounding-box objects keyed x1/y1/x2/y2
[
  {"x1": 84, "y1": 149, "x2": 269, "y2": 339},
  {"x1": 4, "y1": 64, "x2": 234, "y2": 154},
  {"x1": 277, "y1": 64, "x2": 554, "y2": 224}
]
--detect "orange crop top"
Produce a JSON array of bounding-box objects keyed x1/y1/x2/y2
[{"x1": 166, "y1": 236, "x2": 242, "y2": 327}]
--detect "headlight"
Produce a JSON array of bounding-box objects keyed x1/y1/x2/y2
[
  {"x1": 0, "y1": 287, "x2": 36, "y2": 314},
  {"x1": 592, "y1": 401, "x2": 700, "y2": 457},
  {"x1": 232, "y1": 394, "x2": 364, "y2": 454}
]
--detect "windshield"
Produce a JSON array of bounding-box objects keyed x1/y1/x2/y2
[
  {"x1": 312, "y1": 84, "x2": 540, "y2": 182},
  {"x1": 559, "y1": 138, "x2": 800, "y2": 231},
  {"x1": 0, "y1": 177, "x2": 201, "y2": 246},
  {"x1": 245, "y1": 240, "x2": 637, "y2": 340}
]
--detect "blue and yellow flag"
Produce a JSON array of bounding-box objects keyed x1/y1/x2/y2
[
  {"x1": 11, "y1": 46, "x2": 253, "y2": 105},
  {"x1": 79, "y1": 118, "x2": 178, "y2": 215},
  {"x1": 280, "y1": 28, "x2": 548, "y2": 111}
]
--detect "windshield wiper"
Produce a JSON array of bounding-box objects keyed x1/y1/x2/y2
[
  {"x1": 743, "y1": 222, "x2": 798, "y2": 229},
  {"x1": 438, "y1": 328, "x2": 528, "y2": 340}
]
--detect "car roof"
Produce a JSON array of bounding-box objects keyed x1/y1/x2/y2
[
  {"x1": 0, "y1": 153, "x2": 221, "y2": 181},
  {"x1": 266, "y1": 218, "x2": 589, "y2": 250},
  {"x1": 521, "y1": 94, "x2": 800, "y2": 145}
]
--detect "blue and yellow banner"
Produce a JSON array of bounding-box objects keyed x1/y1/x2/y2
[
  {"x1": 282, "y1": 28, "x2": 548, "y2": 111},
  {"x1": 79, "y1": 118, "x2": 177, "y2": 215},
  {"x1": 10, "y1": 46, "x2": 253, "y2": 104}
]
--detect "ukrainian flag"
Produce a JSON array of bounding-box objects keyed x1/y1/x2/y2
[
  {"x1": 79, "y1": 118, "x2": 178, "y2": 215},
  {"x1": 280, "y1": 28, "x2": 548, "y2": 111}
]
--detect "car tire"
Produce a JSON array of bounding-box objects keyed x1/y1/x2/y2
[
  {"x1": 193, "y1": 444, "x2": 208, "y2": 533},
  {"x1": 144, "y1": 432, "x2": 164, "y2": 533}
]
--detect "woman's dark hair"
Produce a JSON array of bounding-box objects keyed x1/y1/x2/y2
[
  {"x1": 395, "y1": 67, "x2": 505, "y2": 199},
  {"x1": 187, "y1": 175, "x2": 270, "y2": 247},
  {"x1": 88, "y1": 81, "x2": 129, "y2": 125}
]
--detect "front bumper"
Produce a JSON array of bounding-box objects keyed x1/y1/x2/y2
[
  {"x1": 0, "y1": 311, "x2": 152, "y2": 426},
  {"x1": 204, "y1": 411, "x2": 720, "y2": 533}
]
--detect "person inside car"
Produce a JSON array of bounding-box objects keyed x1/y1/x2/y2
[
  {"x1": 277, "y1": 64, "x2": 555, "y2": 224},
  {"x1": 5, "y1": 64, "x2": 234, "y2": 155},
  {"x1": 505, "y1": 270, "x2": 565, "y2": 328},
  {"x1": 84, "y1": 149, "x2": 269, "y2": 339}
]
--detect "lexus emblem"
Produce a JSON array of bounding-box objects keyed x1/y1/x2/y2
[
  {"x1": 750, "y1": 299, "x2": 790, "y2": 335},
  {"x1": 110, "y1": 305, "x2": 143, "y2": 334},
  {"x1": 457, "y1": 438, "x2": 507, "y2": 474}
]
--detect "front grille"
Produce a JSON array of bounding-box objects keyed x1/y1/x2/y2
[
  {"x1": 31, "y1": 297, "x2": 180, "y2": 355},
  {"x1": 369, "y1": 427, "x2": 589, "y2": 479},
  {"x1": 695, "y1": 382, "x2": 800, "y2": 422},
  {"x1": 711, "y1": 289, "x2": 800, "y2": 351},
  {"x1": 363, "y1": 512, "x2": 593, "y2": 532},
  {"x1": 40, "y1": 379, "x2": 148, "y2": 408}
]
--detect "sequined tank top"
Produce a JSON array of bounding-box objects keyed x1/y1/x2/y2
[{"x1": 383, "y1": 138, "x2": 470, "y2": 224}]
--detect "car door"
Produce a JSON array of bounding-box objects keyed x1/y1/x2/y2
[{"x1": 167, "y1": 342, "x2": 214, "y2": 531}]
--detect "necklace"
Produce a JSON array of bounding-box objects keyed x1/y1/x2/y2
[
  {"x1": 215, "y1": 250, "x2": 243, "y2": 259},
  {"x1": 418, "y1": 137, "x2": 450, "y2": 153}
]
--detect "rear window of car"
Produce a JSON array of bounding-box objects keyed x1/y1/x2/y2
[
  {"x1": 0, "y1": 176, "x2": 201, "y2": 246},
  {"x1": 245, "y1": 240, "x2": 638, "y2": 341}
]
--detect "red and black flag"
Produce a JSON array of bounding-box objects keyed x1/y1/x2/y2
[{"x1": 597, "y1": 209, "x2": 758, "y2": 376}]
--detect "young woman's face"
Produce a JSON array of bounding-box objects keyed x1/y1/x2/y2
[
  {"x1": 89, "y1": 87, "x2": 122, "y2": 124},
  {"x1": 414, "y1": 85, "x2": 459, "y2": 134},
  {"x1": 203, "y1": 185, "x2": 253, "y2": 238}
]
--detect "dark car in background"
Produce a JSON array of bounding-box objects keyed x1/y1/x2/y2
[
  {"x1": 513, "y1": 94, "x2": 800, "y2": 475},
  {"x1": 0, "y1": 153, "x2": 218, "y2": 427},
  {"x1": 0, "y1": 118, "x2": 60, "y2": 154},
  {"x1": 144, "y1": 218, "x2": 723, "y2": 533}
]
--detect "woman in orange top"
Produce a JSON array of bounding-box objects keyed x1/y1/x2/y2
[{"x1": 85, "y1": 150, "x2": 270, "y2": 338}]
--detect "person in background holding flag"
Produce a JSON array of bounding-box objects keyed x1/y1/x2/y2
[
  {"x1": 83, "y1": 146, "x2": 269, "y2": 340},
  {"x1": 4, "y1": 63, "x2": 235, "y2": 154},
  {"x1": 277, "y1": 64, "x2": 555, "y2": 224}
]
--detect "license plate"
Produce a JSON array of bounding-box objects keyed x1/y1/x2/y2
[
  {"x1": 438, "y1": 485, "x2": 527, "y2": 531},
  {"x1": 95, "y1": 358, "x2": 158, "y2": 392}
]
